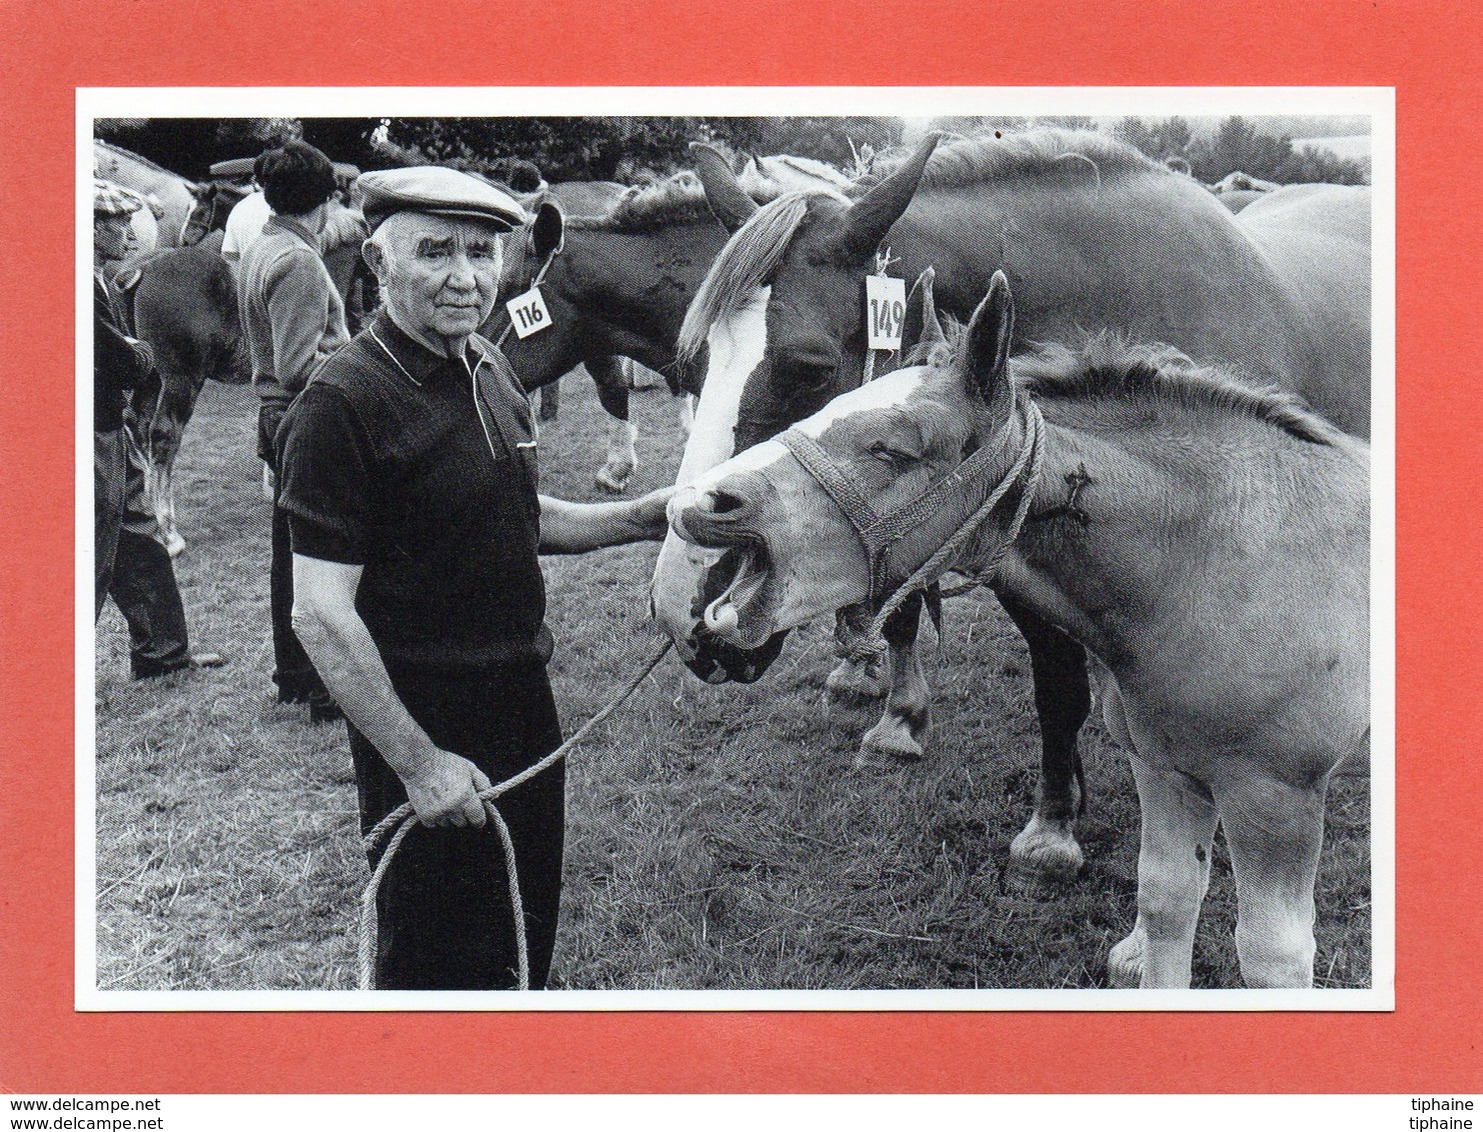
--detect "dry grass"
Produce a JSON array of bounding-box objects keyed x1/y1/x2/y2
[{"x1": 94, "y1": 377, "x2": 1371, "y2": 992}]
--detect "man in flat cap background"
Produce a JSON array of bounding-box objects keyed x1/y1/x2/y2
[
  {"x1": 278, "y1": 166, "x2": 672, "y2": 990},
  {"x1": 94, "y1": 181, "x2": 224, "y2": 677},
  {"x1": 238, "y1": 140, "x2": 350, "y2": 723}
]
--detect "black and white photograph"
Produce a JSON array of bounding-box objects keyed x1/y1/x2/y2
[{"x1": 85, "y1": 89, "x2": 1391, "y2": 1006}]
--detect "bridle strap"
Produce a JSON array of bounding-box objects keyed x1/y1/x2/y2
[{"x1": 777, "y1": 395, "x2": 1046, "y2": 653}]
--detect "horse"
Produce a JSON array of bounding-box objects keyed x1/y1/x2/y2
[
  {"x1": 488, "y1": 155, "x2": 851, "y2": 493},
  {"x1": 655, "y1": 127, "x2": 1369, "y2": 882},
  {"x1": 120, "y1": 247, "x2": 241, "y2": 556},
  {"x1": 669, "y1": 272, "x2": 1370, "y2": 988},
  {"x1": 119, "y1": 177, "x2": 366, "y2": 553},
  {"x1": 93, "y1": 141, "x2": 197, "y2": 249}
]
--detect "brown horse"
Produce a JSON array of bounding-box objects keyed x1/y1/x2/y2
[
  {"x1": 657, "y1": 128, "x2": 1369, "y2": 881},
  {"x1": 488, "y1": 157, "x2": 851, "y2": 492},
  {"x1": 122, "y1": 247, "x2": 241, "y2": 555},
  {"x1": 670, "y1": 273, "x2": 1369, "y2": 988}
]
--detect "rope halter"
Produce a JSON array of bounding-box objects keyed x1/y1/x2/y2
[{"x1": 775, "y1": 394, "x2": 1045, "y2": 657}]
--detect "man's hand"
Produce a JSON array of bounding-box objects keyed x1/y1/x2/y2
[
  {"x1": 402, "y1": 749, "x2": 494, "y2": 829},
  {"x1": 629, "y1": 485, "x2": 678, "y2": 540}
]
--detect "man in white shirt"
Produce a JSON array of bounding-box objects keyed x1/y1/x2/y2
[{"x1": 221, "y1": 153, "x2": 273, "y2": 265}]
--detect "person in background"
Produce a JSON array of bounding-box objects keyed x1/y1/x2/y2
[
  {"x1": 278, "y1": 167, "x2": 672, "y2": 990},
  {"x1": 237, "y1": 140, "x2": 349, "y2": 722},
  {"x1": 93, "y1": 180, "x2": 224, "y2": 677},
  {"x1": 220, "y1": 153, "x2": 271, "y2": 267}
]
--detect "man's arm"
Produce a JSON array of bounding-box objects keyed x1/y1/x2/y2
[
  {"x1": 537, "y1": 487, "x2": 674, "y2": 554},
  {"x1": 291, "y1": 554, "x2": 492, "y2": 828}
]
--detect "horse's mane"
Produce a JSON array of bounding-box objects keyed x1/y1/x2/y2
[
  {"x1": 853, "y1": 129, "x2": 1166, "y2": 197},
  {"x1": 94, "y1": 139, "x2": 190, "y2": 181},
  {"x1": 1012, "y1": 334, "x2": 1342, "y2": 446},
  {"x1": 565, "y1": 154, "x2": 850, "y2": 234},
  {"x1": 675, "y1": 190, "x2": 839, "y2": 364},
  {"x1": 564, "y1": 171, "x2": 716, "y2": 232}
]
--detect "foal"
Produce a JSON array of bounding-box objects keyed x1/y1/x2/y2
[{"x1": 670, "y1": 273, "x2": 1369, "y2": 988}]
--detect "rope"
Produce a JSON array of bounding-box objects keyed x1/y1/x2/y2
[
  {"x1": 357, "y1": 637, "x2": 673, "y2": 990},
  {"x1": 851, "y1": 398, "x2": 1046, "y2": 659}
]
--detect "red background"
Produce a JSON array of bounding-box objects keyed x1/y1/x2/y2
[{"x1": 1, "y1": 0, "x2": 1477, "y2": 1095}]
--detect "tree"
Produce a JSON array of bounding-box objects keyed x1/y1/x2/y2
[{"x1": 1116, "y1": 116, "x2": 1193, "y2": 165}]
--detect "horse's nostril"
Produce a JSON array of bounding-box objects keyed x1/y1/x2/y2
[{"x1": 710, "y1": 490, "x2": 746, "y2": 515}]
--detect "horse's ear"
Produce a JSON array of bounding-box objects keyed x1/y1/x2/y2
[
  {"x1": 691, "y1": 142, "x2": 759, "y2": 233},
  {"x1": 841, "y1": 132, "x2": 940, "y2": 263},
  {"x1": 531, "y1": 199, "x2": 564, "y2": 261},
  {"x1": 906, "y1": 266, "x2": 946, "y2": 359},
  {"x1": 961, "y1": 271, "x2": 1015, "y2": 422}
]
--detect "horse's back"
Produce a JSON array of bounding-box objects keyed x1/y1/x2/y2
[
  {"x1": 1238, "y1": 185, "x2": 1371, "y2": 437},
  {"x1": 93, "y1": 141, "x2": 196, "y2": 246},
  {"x1": 548, "y1": 180, "x2": 629, "y2": 217},
  {"x1": 134, "y1": 247, "x2": 240, "y2": 380}
]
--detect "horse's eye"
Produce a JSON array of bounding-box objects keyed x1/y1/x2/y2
[{"x1": 869, "y1": 443, "x2": 917, "y2": 468}]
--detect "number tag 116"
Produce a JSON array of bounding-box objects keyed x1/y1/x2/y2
[
  {"x1": 865, "y1": 274, "x2": 906, "y2": 352},
  {"x1": 505, "y1": 286, "x2": 553, "y2": 339}
]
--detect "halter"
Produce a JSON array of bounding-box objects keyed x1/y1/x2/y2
[{"x1": 775, "y1": 394, "x2": 1045, "y2": 652}]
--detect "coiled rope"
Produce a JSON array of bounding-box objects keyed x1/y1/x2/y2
[{"x1": 357, "y1": 637, "x2": 673, "y2": 990}]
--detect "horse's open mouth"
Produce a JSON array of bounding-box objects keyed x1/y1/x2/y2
[{"x1": 698, "y1": 543, "x2": 773, "y2": 646}]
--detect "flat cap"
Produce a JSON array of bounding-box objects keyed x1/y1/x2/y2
[
  {"x1": 93, "y1": 179, "x2": 142, "y2": 217},
  {"x1": 357, "y1": 166, "x2": 529, "y2": 232},
  {"x1": 209, "y1": 157, "x2": 257, "y2": 180}
]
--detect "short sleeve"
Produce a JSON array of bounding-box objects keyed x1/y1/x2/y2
[{"x1": 276, "y1": 382, "x2": 373, "y2": 564}]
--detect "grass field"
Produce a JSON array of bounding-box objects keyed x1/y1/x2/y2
[{"x1": 94, "y1": 376, "x2": 1372, "y2": 992}]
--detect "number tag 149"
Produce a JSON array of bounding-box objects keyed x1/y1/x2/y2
[
  {"x1": 865, "y1": 274, "x2": 906, "y2": 352},
  {"x1": 505, "y1": 286, "x2": 552, "y2": 339}
]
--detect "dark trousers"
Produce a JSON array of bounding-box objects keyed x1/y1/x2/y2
[
  {"x1": 98, "y1": 429, "x2": 190, "y2": 676},
  {"x1": 351, "y1": 664, "x2": 566, "y2": 990},
  {"x1": 260, "y1": 403, "x2": 331, "y2": 705},
  {"x1": 95, "y1": 428, "x2": 127, "y2": 620}
]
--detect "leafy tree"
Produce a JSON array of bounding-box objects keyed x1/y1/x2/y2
[{"x1": 1116, "y1": 116, "x2": 1193, "y2": 164}]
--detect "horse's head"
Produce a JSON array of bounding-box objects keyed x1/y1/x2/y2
[
  {"x1": 480, "y1": 197, "x2": 586, "y2": 386},
  {"x1": 668, "y1": 271, "x2": 1019, "y2": 650},
  {"x1": 691, "y1": 133, "x2": 941, "y2": 453}
]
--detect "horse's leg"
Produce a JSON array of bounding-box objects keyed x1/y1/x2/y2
[
  {"x1": 858, "y1": 592, "x2": 930, "y2": 765},
  {"x1": 825, "y1": 604, "x2": 887, "y2": 702},
  {"x1": 1109, "y1": 754, "x2": 1219, "y2": 989},
  {"x1": 157, "y1": 449, "x2": 184, "y2": 558},
  {"x1": 592, "y1": 357, "x2": 637, "y2": 494},
  {"x1": 539, "y1": 376, "x2": 561, "y2": 422},
  {"x1": 999, "y1": 592, "x2": 1090, "y2": 881},
  {"x1": 1215, "y1": 773, "x2": 1328, "y2": 988}
]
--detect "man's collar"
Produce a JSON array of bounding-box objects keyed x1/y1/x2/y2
[
  {"x1": 373, "y1": 310, "x2": 485, "y2": 385},
  {"x1": 265, "y1": 213, "x2": 320, "y2": 247}
]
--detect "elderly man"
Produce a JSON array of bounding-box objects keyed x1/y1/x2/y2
[
  {"x1": 278, "y1": 167, "x2": 671, "y2": 990},
  {"x1": 238, "y1": 140, "x2": 350, "y2": 721},
  {"x1": 94, "y1": 181, "x2": 224, "y2": 676}
]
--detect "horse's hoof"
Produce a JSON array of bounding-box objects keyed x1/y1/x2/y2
[
  {"x1": 163, "y1": 531, "x2": 186, "y2": 558},
  {"x1": 1007, "y1": 815, "x2": 1084, "y2": 883},
  {"x1": 1107, "y1": 932, "x2": 1144, "y2": 988},
  {"x1": 856, "y1": 718, "x2": 926, "y2": 768},
  {"x1": 825, "y1": 658, "x2": 887, "y2": 703}
]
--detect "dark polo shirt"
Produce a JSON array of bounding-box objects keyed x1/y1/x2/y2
[{"x1": 277, "y1": 312, "x2": 551, "y2": 674}]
